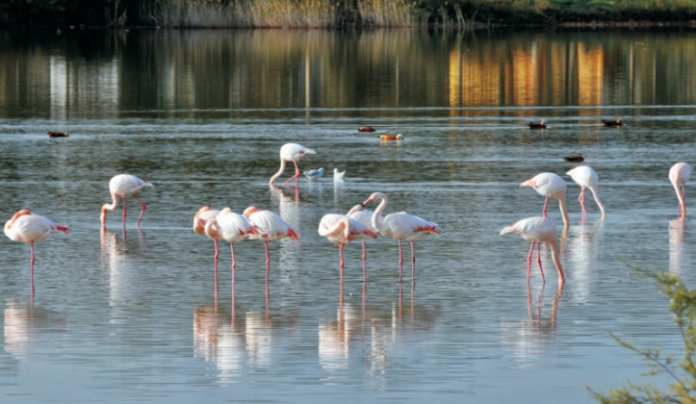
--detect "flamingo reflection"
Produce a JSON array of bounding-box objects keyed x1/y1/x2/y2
[
  {"x1": 193, "y1": 305, "x2": 245, "y2": 385},
  {"x1": 100, "y1": 227, "x2": 146, "y2": 324},
  {"x1": 566, "y1": 219, "x2": 603, "y2": 304},
  {"x1": 4, "y1": 299, "x2": 66, "y2": 361},
  {"x1": 669, "y1": 219, "x2": 687, "y2": 275},
  {"x1": 500, "y1": 283, "x2": 563, "y2": 361}
]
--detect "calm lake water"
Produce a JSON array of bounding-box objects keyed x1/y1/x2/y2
[{"x1": 1, "y1": 28, "x2": 696, "y2": 403}]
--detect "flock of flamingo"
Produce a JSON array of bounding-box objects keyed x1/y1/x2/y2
[{"x1": 3, "y1": 142, "x2": 693, "y2": 292}]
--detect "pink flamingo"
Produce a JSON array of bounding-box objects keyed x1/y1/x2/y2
[
  {"x1": 269, "y1": 143, "x2": 316, "y2": 186},
  {"x1": 193, "y1": 206, "x2": 222, "y2": 260},
  {"x1": 318, "y1": 214, "x2": 377, "y2": 279},
  {"x1": 670, "y1": 162, "x2": 692, "y2": 218},
  {"x1": 566, "y1": 166, "x2": 606, "y2": 218},
  {"x1": 204, "y1": 208, "x2": 260, "y2": 296},
  {"x1": 499, "y1": 216, "x2": 565, "y2": 285},
  {"x1": 4, "y1": 209, "x2": 69, "y2": 287},
  {"x1": 520, "y1": 172, "x2": 569, "y2": 228},
  {"x1": 100, "y1": 174, "x2": 154, "y2": 228},
  {"x1": 242, "y1": 206, "x2": 300, "y2": 283},
  {"x1": 345, "y1": 204, "x2": 382, "y2": 283},
  {"x1": 362, "y1": 192, "x2": 444, "y2": 283}
]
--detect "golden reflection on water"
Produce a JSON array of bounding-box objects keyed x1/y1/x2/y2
[{"x1": 3, "y1": 30, "x2": 696, "y2": 115}]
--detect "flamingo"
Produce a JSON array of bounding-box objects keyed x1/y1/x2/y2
[
  {"x1": 566, "y1": 166, "x2": 606, "y2": 218},
  {"x1": 499, "y1": 216, "x2": 565, "y2": 285},
  {"x1": 204, "y1": 208, "x2": 260, "y2": 293},
  {"x1": 4, "y1": 209, "x2": 69, "y2": 285},
  {"x1": 318, "y1": 214, "x2": 377, "y2": 281},
  {"x1": 193, "y1": 206, "x2": 222, "y2": 260},
  {"x1": 100, "y1": 174, "x2": 154, "y2": 228},
  {"x1": 242, "y1": 206, "x2": 300, "y2": 282},
  {"x1": 269, "y1": 143, "x2": 316, "y2": 186},
  {"x1": 362, "y1": 192, "x2": 445, "y2": 283},
  {"x1": 670, "y1": 162, "x2": 693, "y2": 218},
  {"x1": 346, "y1": 204, "x2": 383, "y2": 282},
  {"x1": 520, "y1": 172, "x2": 569, "y2": 228}
]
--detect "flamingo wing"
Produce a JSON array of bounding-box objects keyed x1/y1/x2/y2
[
  {"x1": 216, "y1": 211, "x2": 256, "y2": 242},
  {"x1": 383, "y1": 212, "x2": 444, "y2": 240}
]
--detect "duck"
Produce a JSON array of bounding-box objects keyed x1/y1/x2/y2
[
  {"x1": 333, "y1": 168, "x2": 346, "y2": 182},
  {"x1": 564, "y1": 154, "x2": 584, "y2": 163},
  {"x1": 358, "y1": 126, "x2": 376, "y2": 132},
  {"x1": 303, "y1": 167, "x2": 325, "y2": 181},
  {"x1": 602, "y1": 118, "x2": 623, "y2": 127},
  {"x1": 527, "y1": 121, "x2": 546, "y2": 129},
  {"x1": 379, "y1": 134, "x2": 403, "y2": 141},
  {"x1": 47, "y1": 131, "x2": 69, "y2": 138}
]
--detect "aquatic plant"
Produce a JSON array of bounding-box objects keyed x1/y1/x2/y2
[{"x1": 590, "y1": 266, "x2": 696, "y2": 404}]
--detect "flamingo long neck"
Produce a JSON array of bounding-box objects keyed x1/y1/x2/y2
[
  {"x1": 371, "y1": 196, "x2": 388, "y2": 234},
  {"x1": 589, "y1": 186, "x2": 606, "y2": 218},
  {"x1": 102, "y1": 191, "x2": 119, "y2": 212},
  {"x1": 558, "y1": 197, "x2": 569, "y2": 229},
  {"x1": 673, "y1": 180, "x2": 686, "y2": 217},
  {"x1": 549, "y1": 240, "x2": 565, "y2": 285},
  {"x1": 269, "y1": 159, "x2": 287, "y2": 185},
  {"x1": 204, "y1": 220, "x2": 220, "y2": 240}
]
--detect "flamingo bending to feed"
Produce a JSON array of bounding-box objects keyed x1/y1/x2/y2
[
  {"x1": 566, "y1": 166, "x2": 606, "y2": 218},
  {"x1": 670, "y1": 162, "x2": 693, "y2": 218},
  {"x1": 204, "y1": 208, "x2": 260, "y2": 289},
  {"x1": 5, "y1": 209, "x2": 69, "y2": 282},
  {"x1": 346, "y1": 204, "x2": 382, "y2": 282},
  {"x1": 362, "y1": 192, "x2": 444, "y2": 283},
  {"x1": 499, "y1": 216, "x2": 564, "y2": 285},
  {"x1": 193, "y1": 206, "x2": 222, "y2": 259},
  {"x1": 243, "y1": 206, "x2": 300, "y2": 282},
  {"x1": 100, "y1": 174, "x2": 154, "y2": 228},
  {"x1": 318, "y1": 214, "x2": 377, "y2": 279},
  {"x1": 269, "y1": 143, "x2": 316, "y2": 186},
  {"x1": 520, "y1": 172, "x2": 569, "y2": 228}
]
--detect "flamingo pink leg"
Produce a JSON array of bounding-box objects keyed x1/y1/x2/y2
[
  {"x1": 122, "y1": 196, "x2": 127, "y2": 225},
  {"x1": 214, "y1": 239, "x2": 219, "y2": 260},
  {"x1": 361, "y1": 240, "x2": 367, "y2": 286},
  {"x1": 527, "y1": 242, "x2": 535, "y2": 281},
  {"x1": 339, "y1": 243, "x2": 345, "y2": 285},
  {"x1": 132, "y1": 194, "x2": 147, "y2": 227},
  {"x1": 30, "y1": 242, "x2": 36, "y2": 294},
  {"x1": 283, "y1": 160, "x2": 302, "y2": 185},
  {"x1": 542, "y1": 196, "x2": 549, "y2": 218},
  {"x1": 537, "y1": 242, "x2": 546, "y2": 284},
  {"x1": 265, "y1": 241, "x2": 271, "y2": 283},
  {"x1": 230, "y1": 242, "x2": 236, "y2": 300},
  {"x1": 579, "y1": 187, "x2": 587, "y2": 216},
  {"x1": 398, "y1": 239, "x2": 404, "y2": 282},
  {"x1": 410, "y1": 240, "x2": 416, "y2": 289}
]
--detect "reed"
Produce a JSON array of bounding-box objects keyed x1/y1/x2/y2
[{"x1": 357, "y1": 0, "x2": 420, "y2": 27}]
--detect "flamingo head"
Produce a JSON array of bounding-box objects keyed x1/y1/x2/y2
[
  {"x1": 499, "y1": 224, "x2": 518, "y2": 236},
  {"x1": 519, "y1": 178, "x2": 537, "y2": 188},
  {"x1": 243, "y1": 206, "x2": 261, "y2": 218},
  {"x1": 219, "y1": 207, "x2": 232, "y2": 215},
  {"x1": 362, "y1": 192, "x2": 386, "y2": 206},
  {"x1": 142, "y1": 180, "x2": 154, "y2": 189}
]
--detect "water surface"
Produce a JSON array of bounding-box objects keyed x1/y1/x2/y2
[{"x1": 1, "y1": 28, "x2": 696, "y2": 403}]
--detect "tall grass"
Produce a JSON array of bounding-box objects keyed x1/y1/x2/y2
[{"x1": 357, "y1": 0, "x2": 419, "y2": 27}]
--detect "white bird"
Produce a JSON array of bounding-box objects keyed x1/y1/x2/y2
[
  {"x1": 243, "y1": 206, "x2": 300, "y2": 283},
  {"x1": 499, "y1": 216, "x2": 564, "y2": 285},
  {"x1": 318, "y1": 214, "x2": 377, "y2": 280},
  {"x1": 520, "y1": 172, "x2": 569, "y2": 228},
  {"x1": 333, "y1": 168, "x2": 346, "y2": 182},
  {"x1": 362, "y1": 192, "x2": 444, "y2": 283},
  {"x1": 5, "y1": 209, "x2": 69, "y2": 285},
  {"x1": 303, "y1": 167, "x2": 325, "y2": 181},
  {"x1": 269, "y1": 143, "x2": 316, "y2": 186},
  {"x1": 204, "y1": 208, "x2": 260, "y2": 290},
  {"x1": 670, "y1": 162, "x2": 692, "y2": 218},
  {"x1": 193, "y1": 206, "x2": 222, "y2": 260},
  {"x1": 566, "y1": 166, "x2": 606, "y2": 218},
  {"x1": 100, "y1": 174, "x2": 154, "y2": 228},
  {"x1": 346, "y1": 204, "x2": 382, "y2": 282}
]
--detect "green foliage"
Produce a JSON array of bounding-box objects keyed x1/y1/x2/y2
[{"x1": 590, "y1": 266, "x2": 696, "y2": 404}]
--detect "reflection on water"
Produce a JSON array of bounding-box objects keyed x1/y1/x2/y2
[
  {"x1": 669, "y1": 219, "x2": 686, "y2": 275},
  {"x1": 4, "y1": 300, "x2": 66, "y2": 362},
  {"x1": 193, "y1": 305, "x2": 244, "y2": 385},
  {"x1": 501, "y1": 284, "x2": 563, "y2": 362},
  {"x1": 566, "y1": 219, "x2": 603, "y2": 304}
]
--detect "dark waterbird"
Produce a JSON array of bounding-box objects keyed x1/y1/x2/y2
[
  {"x1": 358, "y1": 126, "x2": 376, "y2": 132},
  {"x1": 527, "y1": 121, "x2": 546, "y2": 129},
  {"x1": 48, "y1": 131, "x2": 69, "y2": 138},
  {"x1": 602, "y1": 119, "x2": 623, "y2": 127},
  {"x1": 564, "y1": 154, "x2": 584, "y2": 163}
]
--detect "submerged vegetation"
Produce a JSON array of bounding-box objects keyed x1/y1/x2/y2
[
  {"x1": 1, "y1": 0, "x2": 696, "y2": 28},
  {"x1": 591, "y1": 267, "x2": 696, "y2": 404}
]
